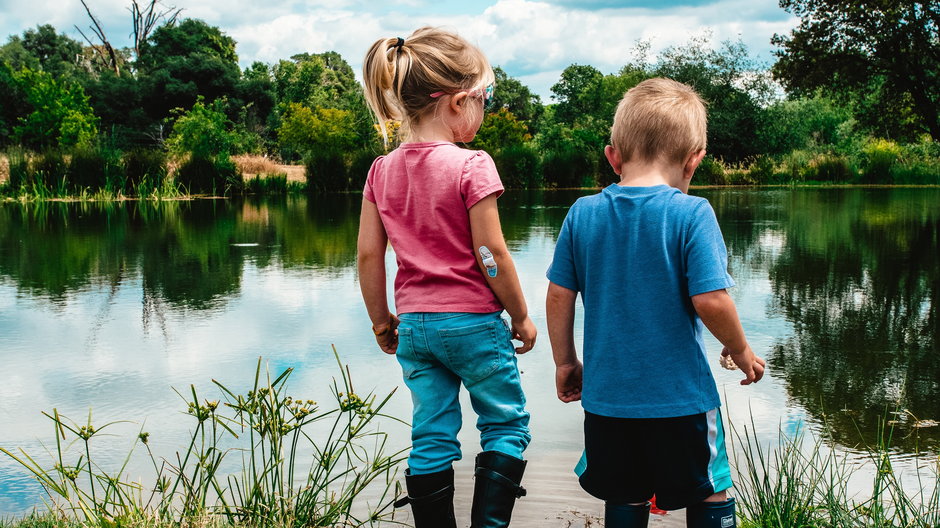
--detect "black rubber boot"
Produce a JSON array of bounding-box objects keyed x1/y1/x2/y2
[
  {"x1": 686, "y1": 497, "x2": 736, "y2": 528},
  {"x1": 605, "y1": 501, "x2": 651, "y2": 527},
  {"x1": 393, "y1": 468, "x2": 456, "y2": 528},
  {"x1": 470, "y1": 451, "x2": 527, "y2": 527}
]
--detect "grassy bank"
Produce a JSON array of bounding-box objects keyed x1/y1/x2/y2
[{"x1": 0, "y1": 349, "x2": 406, "y2": 527}]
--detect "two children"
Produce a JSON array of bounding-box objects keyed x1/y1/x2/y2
[{"x1": 356, "y1": 26, "x2": 763, "y2": 528}]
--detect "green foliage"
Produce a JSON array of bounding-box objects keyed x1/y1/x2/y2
[
  {"x1": 0, "y1": 25, "x2": 83, "y2": 80},
  {"x1": 493, "y1": 143, "x2": 541, "y2": 189},
  {"x1": 0, "y1": 62, "x2": 29, "y2": 147},
  {"x1": 277, "y1": 103, "x2": 356, "y2": 161},
  {"x1": 348, "y1": 148, "x2": 379, "y2": 191},
  {"x1": 137, "y1": 19, "x2": 241, "y2": 121},
  {"x1": 244, "y1": 173, "x2": 288, "y2": 195},
  {"x1": 174, "y1": 155, "x2": 240, "y2": 195},
  {"x1": 13, "y1": 69, "x2": 98, "y2": 149},
  {"x1": 491, "y1": 66, "x2": 543, "y2": 128},
  {"x1": 470, "y1": 108, "x2": 531, "y2": 153},
  {"x1": 67, "y1": 145, "x2": 122, "y2": 192},
  {"x1": 123, "y1": 148, "x2": 168, "y2": 190},
  {"x1": 304, "y1": 148, "x2": 347, "y2": 193},
  {"x1": 759, "y1": 94, "x2": 854, "y2": 154},
  {"x1": 773, "y1": 0, "x2": 940, "y2": 141},
  {"x1": 695, "y1": 155, "x2": 728, "y2": 185},
  {"x1": 5, "y1": 147, "x2": 30, "y2": 189},
  {"x1": 860, "y1": 138, "x2": 902, "y2": 184},
  {"x1": 166, "y1": 98, "x2": 237, "y2": 159}
]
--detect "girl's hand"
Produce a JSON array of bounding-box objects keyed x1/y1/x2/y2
[
  {"x1": 511, "y1": 316, "x2": 537, "y2": 354},
  {"x1": 373, "y1": 314, "x2": 400, "y2": 354}
]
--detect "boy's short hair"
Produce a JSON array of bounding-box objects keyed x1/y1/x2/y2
[{"x1": 610, "y1": 78, "x2": 707, "y2": 165}]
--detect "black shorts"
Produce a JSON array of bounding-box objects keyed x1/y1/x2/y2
[{"x1": 577, "y1": 408, "x2": 732, "y2": 510}]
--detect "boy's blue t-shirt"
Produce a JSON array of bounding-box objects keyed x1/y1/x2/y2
[{"x1": 547, "y1": 184, "x2": 735, "y2": 418}]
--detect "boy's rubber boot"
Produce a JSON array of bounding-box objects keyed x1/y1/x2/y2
[
  {"x1": 686, "y1": 497, "x2": 736, "y2": 528},
  {"x1": 470, "y1": 451, "x2": 527, "y2": 527},
  {"x1": 393, "y1": 468, "x2": 457, "y2": 528},
  {"x1": 605, "y1": 501, "x2": 651, "y2": 527}
]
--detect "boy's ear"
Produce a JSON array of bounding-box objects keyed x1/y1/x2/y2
[
  {"x1": 604, "y1": 145, "x2": 623, "y2": 175},
  {"x1": 683, "y1": 149, "x2": 707, "y2": 181}
]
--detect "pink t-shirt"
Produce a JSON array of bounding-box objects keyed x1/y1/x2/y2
[{"x1": 363, "y1": 141, "x2": 504, "y2": 314}]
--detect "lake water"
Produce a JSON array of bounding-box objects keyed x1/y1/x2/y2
[{"x1": 0, "y1": 188, "x2": 938, "y2": 518}]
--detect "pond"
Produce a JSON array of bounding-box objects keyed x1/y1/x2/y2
[{"x1": 0, "y1": 187, "x2": 938, "y2": 516}]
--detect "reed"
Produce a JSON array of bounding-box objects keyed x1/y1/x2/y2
[
  {"x1": 731, "y1": 412, "x2": 940, "y2": 527},
  {"x1": 1, "y1": 348, "x2": 407, "y2": 526}
]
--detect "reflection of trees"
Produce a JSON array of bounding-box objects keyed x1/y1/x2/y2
[
  {"x1": 0, "y1": 195, "x2": 363, "y2": 313},
  {"x1": 767, "y1": 189, "x2": 940, "y2": 452}
]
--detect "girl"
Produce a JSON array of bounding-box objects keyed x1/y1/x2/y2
[{"x1": 357, "y1": 27, "x2": 536, "y2": 528}]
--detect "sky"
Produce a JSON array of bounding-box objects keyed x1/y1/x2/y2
[{"x1": 0, "y1": 0, "x2": 799, "y2": 100}]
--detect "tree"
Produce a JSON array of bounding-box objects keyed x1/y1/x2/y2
[
  {"x1": 137, "y1": 18, "x2": 240, "y2": 120},
  {"x1": 277, "y1": 103, "x2": 356, "y2": 160},
  {"x1": 470, "y1": 108, "x2": 531, "y2": 153},
  {"x1": 0, "y1": 25, "x2": 84, "y2": 80},
  {"x1": 550, "y1": 64, "x2": 604, "y2": 126},
  {"x1": 13, "y1": 68, "x2": 98, "y2": 149},
  {"x1": 166, "y1": 97, "x2": 237, "y2": 159},
  {"x1": 0, "y1": 63, "x2": 29, "y2": 146},
  {"x1": 772, "y1": 0, "x2": 940, "y2": 141},
  {"x1": 490, "y1": 67, "x2": 542, "y2": 126}
]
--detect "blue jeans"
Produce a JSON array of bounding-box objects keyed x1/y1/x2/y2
[{"x1": 396, "y1": 311, "x2": 531, "y2": 475}]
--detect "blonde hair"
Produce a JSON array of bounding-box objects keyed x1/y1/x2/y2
[
  {"x1": 610, "y1": 78, "x2": 707, "y2": 165},
  {"x1": 362, "y1": 26, "x2": 494, "y2": 145}
]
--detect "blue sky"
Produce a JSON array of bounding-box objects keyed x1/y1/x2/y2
[{"x1": 0, "y1": 0, "x2": 798, "y2": 99}]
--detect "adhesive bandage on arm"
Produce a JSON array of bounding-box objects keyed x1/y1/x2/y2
[{"x1": 479, "y1": 246, "x2": 497, "y2": 277}]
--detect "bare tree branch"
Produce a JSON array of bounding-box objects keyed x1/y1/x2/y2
[
  {"x1": 130, "y1": 0, "x2": 182, "y2": 61},
  {"x1": 78, "y1": 0, "x2": 120, "y2": 75}
]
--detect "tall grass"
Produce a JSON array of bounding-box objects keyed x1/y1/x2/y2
[
  {"x1": 731, "y1": 413, "x2": 940, "y2": 527},
  {"x1": 1, "y1": 349, "x2": 407, "y2": 526}
]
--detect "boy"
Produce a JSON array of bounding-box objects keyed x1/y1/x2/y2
[{"x1": 545, "y1": 78, "x2": 765, "y2": 528}]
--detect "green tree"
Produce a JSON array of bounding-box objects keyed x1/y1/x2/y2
[
  {"x1": 13, "y1": 68, "x2": 98, "y2": 149},
  {"x1": 490, "y1": 67, "x2": 542, "y2": 127},
  {"x1": 137, "y1": 18, "x2": 241, "y2": 121},
  {"x1": 550, "y1": 64, "x2": 604, "y2": 126},
  {"x1": 470, "y1": 108, "x2": 531, "y2": 153},
  {"x1": 166, "y1": 97, "x2": 237, "y2": 159},
  {"x1": 0, "y1": 25, "x2": 84, "y2": 80},
  {"x1": 277, "y1": 103, "x2": 356, "y2": 160},
  {"x1": 772, "y1": 0, "x2": 940, "y2": 141},
  {"x1": 0, "y1": 62, "x2": 29, "y2": 146},
  {"x1": 654, "y1": 36, "x2": 773, "y2": 161}
]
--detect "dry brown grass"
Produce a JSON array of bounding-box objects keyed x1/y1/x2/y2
[
  {"x1": 233, "y1": 154, "x2": 279, "y2": 176},
  {"x1": 0, "y1": 154, "x2": 8, "y2": 183}
]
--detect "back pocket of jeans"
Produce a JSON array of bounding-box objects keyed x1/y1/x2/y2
[
  {"x1": 438, "y1": 321, "x2": 501, "y2": 386},
  {"x1": 395, "y1": 327, "x2": 418, "y2": 379}
]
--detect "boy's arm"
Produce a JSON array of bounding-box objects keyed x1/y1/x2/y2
[
  {"x1": 469, "y1": 194, "x2": 536, "y2": 353},
  {"x1": 691, "y1": 289, "x2": 765, "y2": 385},
  {"x1": 547, "y1": 281, "x2": 582, "y2": 402},
  {"x1": 357, "y1": 199, "x2": 399, "y2": 354}
]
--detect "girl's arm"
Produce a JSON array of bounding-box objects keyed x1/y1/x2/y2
[
  {"x1": 468, "y1": 194, "x2": 536, "y2": 353},
  {"x1": 357, "y1": 199, "x2": 398, "y2": 354}
]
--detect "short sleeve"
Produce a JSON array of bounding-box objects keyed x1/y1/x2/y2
[
  {"x1": 460, "y1": 151, "x2": 504, "y2": 209},
  {"x1": 362, "y1": 156, "x2": 384, "y2": 203},
  {"x1": 685, "y1": 201, "x2": 736, "y2": 296},
  {"x1": 546, "y1": 208, "x2": 580, "y2": 292}
]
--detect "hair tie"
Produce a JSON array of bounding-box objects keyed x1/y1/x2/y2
[{"x1": 394, "y1": 37, "x2": 405, "y2": 50}]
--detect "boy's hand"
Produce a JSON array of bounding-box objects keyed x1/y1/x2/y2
[
  {"x1": 511, "y1": 316, "x2": 537, "y2": 354},
  {"x1": 722, "y1": 345, "x2": 765, "y2": 385},
  {"x1": 555, "y1": 361, "x2": 583, "y2": 402},
  {"x1": 372, "y1": 314, "x2": 400, "y2": 355}
]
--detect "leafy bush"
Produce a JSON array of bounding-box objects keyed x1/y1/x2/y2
[
  {"x1": 746, "y1": 155, "x2": 778, "y2": 184},
  {"x1": 348, "y1": 148, "x2": 378, "y2": 191},
  {"x1": 304, "y1": 148, "x2": 347, "y2": 193},
  {"x1": 67, "y1": 146, "x2": 122, "y2": 192},
  {"x1": 860, "y1": 138, "x2": 902, "y2": 184},
  {"x1": 278, "y1": 103, "x2": 356, "y2": 161},
  {"x1": 542, "y1": 147, "x2": 597, "y2": 188},
  {"x1": 174, "y1": 155, "x2": 240, "y2": 195},
  {"x1": 123, "y1": 149, "x2": 168, "y2": 191},
  {"x1": 166, "y1": 98, "x2": 237, "y2": 160},
  {"x1": 695, "y1": 155, "x2": 728, "y2": 185},
  {"x1": 804, "y1": 153, "x2": 852, "y2": 183},
  {"x1": 494, "y1": 144, "x2": 541, "y2": 189}
]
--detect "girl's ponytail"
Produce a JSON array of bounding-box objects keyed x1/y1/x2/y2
[{"x1": 362, "y1": 27, "x2": 494, "y2": 147}]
